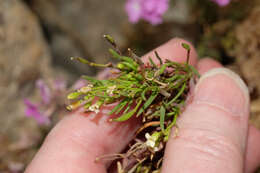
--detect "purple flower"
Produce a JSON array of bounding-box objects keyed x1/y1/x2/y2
[
  {"x1": 212, "y1": 0, "x2": 231, "y2": 6},
  {"x1": 36, "y1": 79, "x2": 51, "y2": 105},
  {"x1": 24, "y1": 99, "x2": 50, "y2": 125},
  {"x1": 125, "y1": 0, "x2": 169, "y2": 25}
]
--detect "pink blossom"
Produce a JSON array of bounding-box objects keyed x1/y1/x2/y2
[
  {"x1": 212, "y1": 0, "x2": 231, "y2": 6},
  {"x1": 125, "y1": 0, "x2": 169, "y2": 25},
  {"x1": 24, "y1": 99, "x2": 50, "y2": 125},
  {"x1": 36, "y1": 79, "x2": 51, "y2": 105}
]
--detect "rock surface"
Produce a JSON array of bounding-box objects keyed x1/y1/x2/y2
[
  {"x1": 0, "y1": 0, "x2": 52, "y2": 171},
  {"x1": 27, "y1": 0, "x2": 196, "y2": 74},
  {"x1": 227, "y1": 7, "x2": 260, "y2": 128},
  {"x1": 28, "y1": 0, "x2": 128, "y2": 75}
]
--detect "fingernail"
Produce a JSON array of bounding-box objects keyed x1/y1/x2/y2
[{"x1": 193, "y1": 68, "x2": 249, "y2": 116}]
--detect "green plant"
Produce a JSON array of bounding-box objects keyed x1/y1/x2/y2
[{"x1": 67, "y1": 35, "x2": 199, "y2": 172}]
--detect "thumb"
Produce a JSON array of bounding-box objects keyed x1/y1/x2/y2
[{"x1": 162, "y1": 68, "x2": 250, "y2": 173}]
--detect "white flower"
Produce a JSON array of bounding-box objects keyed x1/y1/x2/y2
[
  {"x1": 145, "y1": 133, "x2": 156, "y2": 148},
  {"x1": 79, "y1": 84, "x2": 93, "y2": 93},
  {"x1": 107, "y1": 85, "x2": 116, "y2": 95},
  {"x1": 88, "y1": 103, "x2": 100, "y2": 114},
  {"x1": 145, "y1": 132, "x2": 160, "y2": 152}
]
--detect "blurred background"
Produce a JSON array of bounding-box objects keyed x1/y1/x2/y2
[{"x1": 0, "y1": 0, "x2": 260, "y2": 172}]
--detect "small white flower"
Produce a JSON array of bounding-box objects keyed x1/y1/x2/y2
[
  {"x1": 79, "y1": 84, "x2": 93, "y2": 93},
  {"x1": 153, "y1": 146, "x2": 159, "y2": 152},
  {"x1": 145, "y1": 133, "x2": 156, "y2": 148},
  {"x1": 88, "y1": 103, "x2": 100, "y2": 114},
  {"x1": 145, "y1": 132, "x2": 161, "y2": 152},
  {"x1": 107, "y1": 85, "x2": 116, "y2": 95}
]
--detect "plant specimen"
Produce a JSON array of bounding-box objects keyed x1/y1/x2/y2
[{"x1": 67, "y1": 35, "x2": 199, "y2": 172}]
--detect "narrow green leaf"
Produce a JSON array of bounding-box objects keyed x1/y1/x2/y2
[
  {"x1": 109, "y1": 49, "x2": 135, "y2": 64},
  {"x1": 166, "y1": 111, "x2": 176, "y2": 117},
  {"x1": 109, "y1": 98, "x2": 129, "y2": 115},
  {"x1": 164, "y1": 112, "x2": 179, "y2": 142},
  {"x1": 160, "y1": 106, "x2": 166, "y2": 132},
  {"x1": 137, "y1": 91, "x2": 158, "y2": 116},
  {"x1": 172, "y1": 113, "x2": 178, "y2": 125},
  {"x1": 116, "y1": 99, "x2": 130, "y2": 114},
  {"x1": 112, "y1": 99, "x2": 142, "y2": 122},
  {"x1": 157, "y1": 63, "x2": 168, "y2": 76},
  {"x1": 154, "y1": 51, "x2": 163, "y2": 65},
  {"x1": 148, "y1": 57, "x2": 156, "y2": 67},
  {"x1": 99, "y1": 79, "x2": 110, "y2": 85},
  {"x1": 141, "y1": 87, "x2": 148, "y2": 101},
  {"x1": 150, "y1": 110, "x2": 160, "y2": 118},
  {"x1": 71, "y1": 57, "x2": 111, "y2": 67},
  {"x1": 82, "y1": 75, "x2": 101, "y2": 85},
  {"x1": 122, "y1": 56, "x2": 137, "y2": 64},
  {"x1": 103, "y1": 34, "x2": 116, "y2": 46},
  {"x1": 189, "y1": 65, "x2": 200, "y2": 78},
  {"x1": 166, "y1": 83, "x2": 186, "y2": 107},
  {"x1": 181, "y1": 43, "x2": 191, "y2": 64},
  {"x1": 181, "y1": 43, "x2": 191, "y2": 51},
  {"x1": 165, "y1": 74, "x2": 181, "y2": 82},
  {"x1": 134, "y1": 73, "x2": 143, "y2": 81},
  {"x1": 67, "y1": 92, "x2": 82, "y2": 99},
  {"x1": 71, "y1": 57, "x2": 89, "y2": 64},
  {"x1": 122, "y1": 100, "x2": 133, "y2": 114},
  {"x1": 109, "y1": 48, "x2": 121, "y2": 59},
  {"x1": 121, "y1": 62, "x2": 138, "y2": 71},
  {"x1": 83, "y1": 102, "x2": 92, "y2": 109}
]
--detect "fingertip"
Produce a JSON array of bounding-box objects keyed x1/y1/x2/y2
[{"x1": 197, "y1": 58, "x2": 222, "y2": 75}]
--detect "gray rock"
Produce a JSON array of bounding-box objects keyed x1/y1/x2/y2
[
  {"x1": 29, "y1": 0, "x2": 128, "y2": 75},
  {"x1": 0, "y1": 0, "x2": 52, "y2": 170}
]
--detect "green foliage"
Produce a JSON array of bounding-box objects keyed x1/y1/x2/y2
[
  {"x1": 68, "y1": 34, "x2": 199, "y2": 136},
  {"x1": 67, "y1": 35, "x2": 199, "y2": 173}
]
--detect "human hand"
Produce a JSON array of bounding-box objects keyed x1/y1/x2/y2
[{"x1": 25, "y1": 38, "x2": 260, "y2": 173}]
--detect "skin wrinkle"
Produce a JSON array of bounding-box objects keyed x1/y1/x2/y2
[
  {"x1": 45, "y1": 122, "x2": 118, "y2": 171},
  {"x1": 194, "y1": 100, "x2": 245, "y2": 120},
  {"x1": 46, "y1": 140, "x2": 102, "y2": 173},
  {"x1": 186, "y1": 85, "x2": 247, "y2": 120},
  {"x1": 180, "y1": 102, "x2": 248, "y2": 151},
  {"x1": 46, "y1": 115, "x2": 123, "y2": 163},
  {"x1": 47, "y1": 117, "x2": 108, "y2": 157},
  {"x1": 166, "y1": 128, "x2": 244, "y2": 173},
  {"x1": 195, "y1": 68, "x2": 250, "y2": 114},
  {"x1": 194, "y1": 79, "x2": 248, "y2": 117},
  {"x1": 171, "y1": 128, "x2": 244, "y2": 161},
  {"x1": 34, "y1": 132, "x2": 107, "y2": 173},
  {"x1": 194, "y1": 100, "x2": 246, "y2": 118}
]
